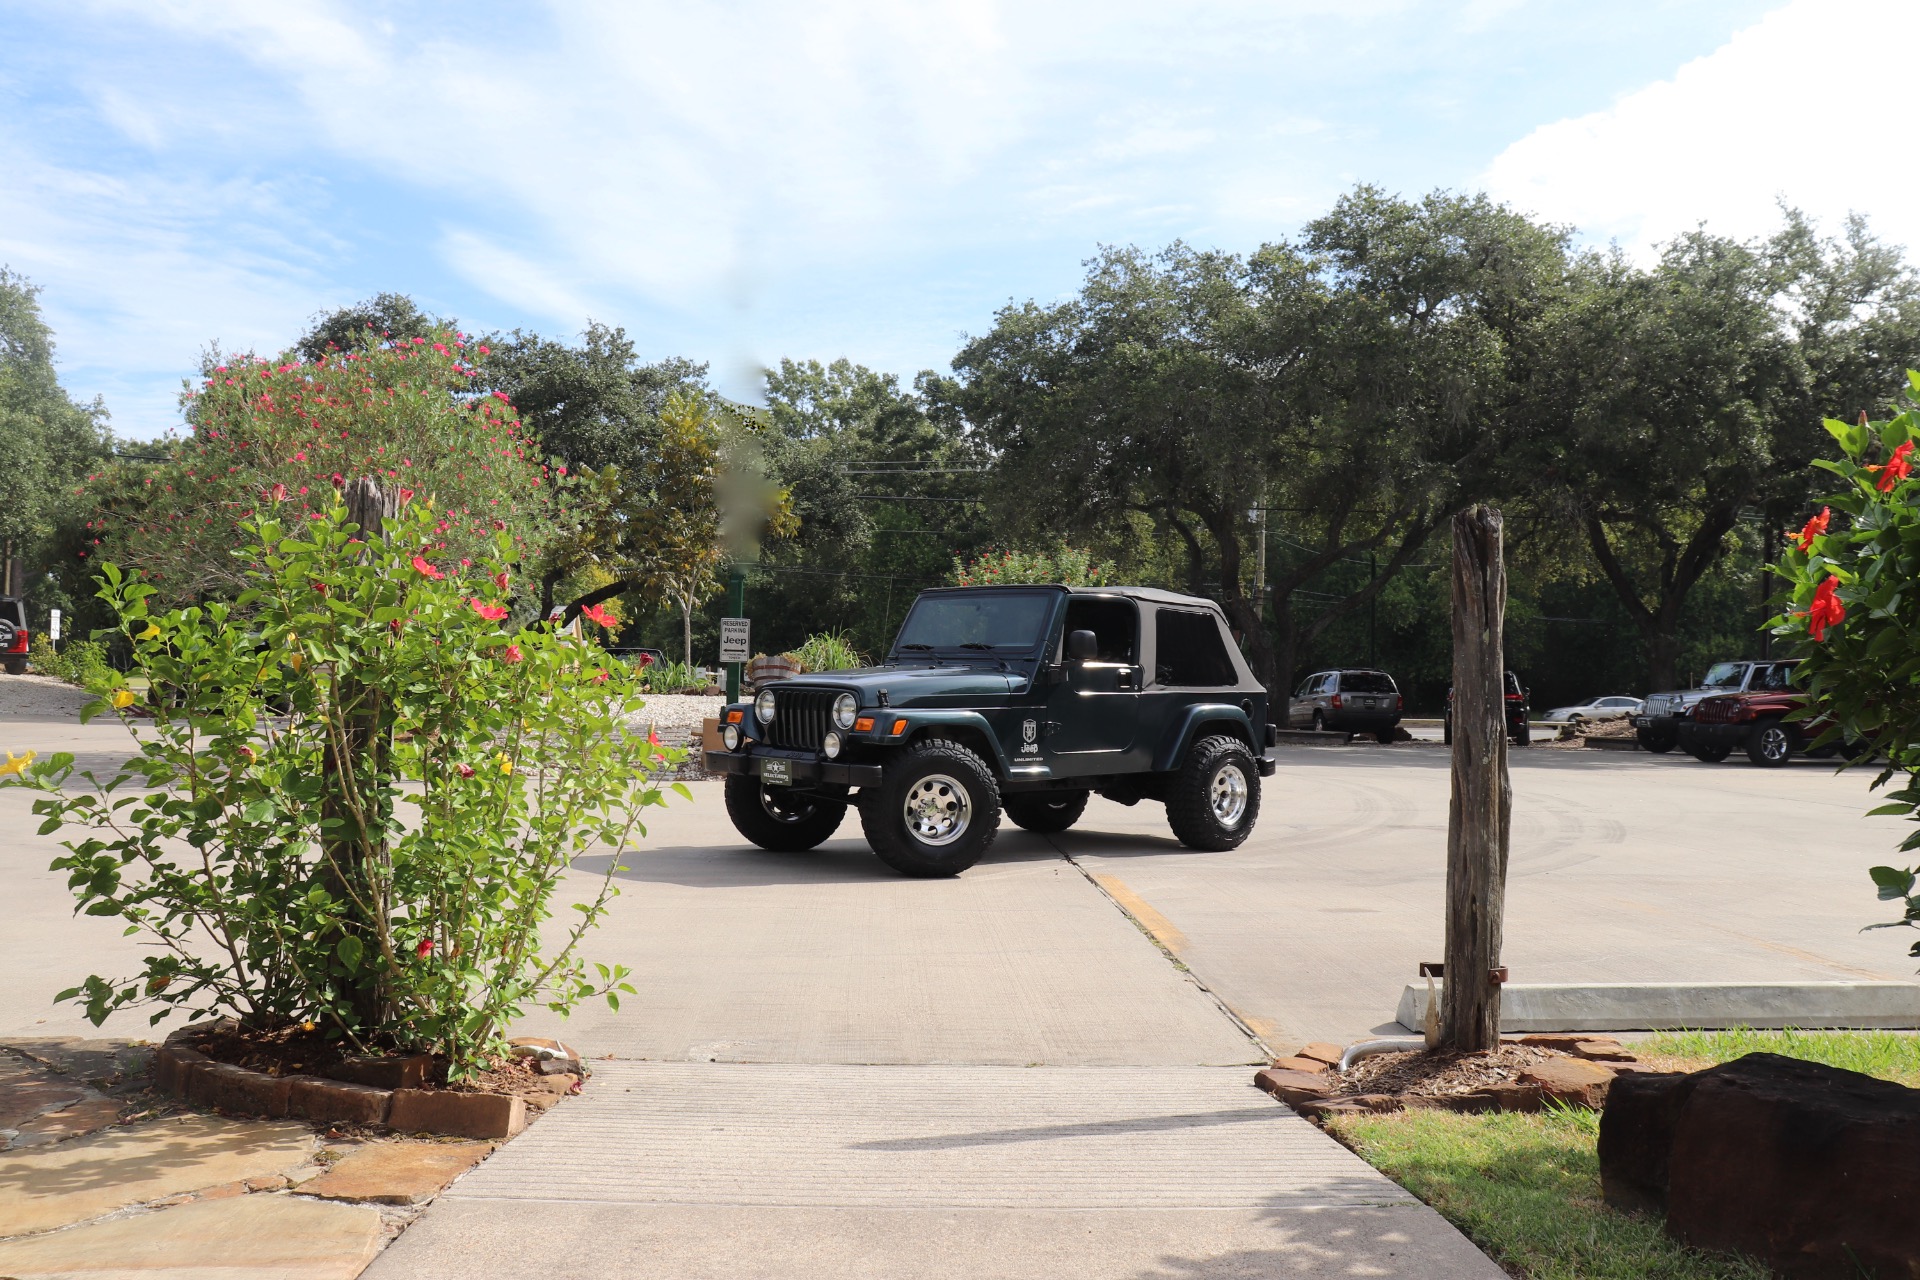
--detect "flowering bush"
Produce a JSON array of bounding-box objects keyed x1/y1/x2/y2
[
  {"x1": 4, "y1": 496, "x2": 677, "y2": 1075},
  {"x1": 1773, "y1": 380, "x2": 1920, "y2": 963},
  {"x1": 82, "y1": 331, "x2": 564, "y2": 607},
  {"x1": 949, "y1": 547, "x2": 1112, "y2": 587}
]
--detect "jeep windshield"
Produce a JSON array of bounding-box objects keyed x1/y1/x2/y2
[
  {"x1": 1700, "y1": 662, "x2": 1749, "y2": 690},
  {"x1": 893, "y1": 591, "x2": 1052, "y2": 655}
]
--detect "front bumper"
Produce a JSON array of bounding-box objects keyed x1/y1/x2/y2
[
  {"x1": 1633, "y1": 714, "x2": 1684, "y2": 731},
  {"x1": 704, "y1": 748, "x2": 883, "y2": 788}
]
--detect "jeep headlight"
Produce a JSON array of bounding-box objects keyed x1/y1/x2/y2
[
  {"x1": 823, "y1": 731, "x2": 843, "y2": 759},
  {"x1": 722, "y1": 723, "x2": 741, "y2": 751},
  {"x1": 755, "y1": 689, "x2": 777, "y2": 724},
  {"x1": 833, "y1": 693, "x2": 858, "y2": 731}
]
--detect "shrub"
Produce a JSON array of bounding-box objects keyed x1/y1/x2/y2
[
  {"x1": 1773, "y1": 380, "x2": 1920, "y2": 963},
  {"x1": 949, "y1": 547, "x2": 1112, "y2": 587},
  {"x1": 789, "y1": 630, "x2": 866, "y2": 672},
  {"x1": 4, "y1": 495, "x2": 679, "y2": 1076},
  {"x1": 30, "y1": 633, "x2": 113, "y2": 689},
  {"x1": 636, "y1": 658, "x2": 711, "y2": 695}
]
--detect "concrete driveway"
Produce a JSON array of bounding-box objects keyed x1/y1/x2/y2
[{"x1": 7, "y1": 676, "x2": 1907, "y2": 1278}]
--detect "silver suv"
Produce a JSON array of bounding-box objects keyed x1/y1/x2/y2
[
  {"x1": 1287, "y1": 668, "x2": 1403, "y2": 743},
  {"x1": 1633, "y1": 659, "x2": 1798, "y2": 753}
]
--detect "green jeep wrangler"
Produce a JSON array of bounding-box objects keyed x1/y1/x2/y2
[{"x1": 705, "y1": 585, "x2": 1278, "y2": 877}]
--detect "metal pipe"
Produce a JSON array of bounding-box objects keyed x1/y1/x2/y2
[{"x1": 1337, "y1": 1037, "x2": 1426, "y2": 1073}]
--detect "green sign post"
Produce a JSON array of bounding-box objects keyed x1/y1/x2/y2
[{"x1": 723, "y1": 564, "x2": 748, "y2": 702}]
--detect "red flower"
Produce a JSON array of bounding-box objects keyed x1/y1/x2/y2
[
  {"x1": 1876, "y1": 440, "x2": 1914, "y2": 492},
  {"x1": 1794, "y1": 507, "x2": 1830, "y2": 551},
  {"x1": 470, "y1": 599, "x2": 510, "y2": 621},
  {"x1": 494, "y1": 571, "x2": 509, "y2": 592},
  {"x1": 411, "y1": 556, "x2": 445, "y2": 580},
  {"x1": 456, "y1": 762, "x2": 475, "y2": 778},
  {"x1": 1806, "y1": 576, "x2": 1846, "y2": 641},
  {"x1": 269, "y1": 483, "x2": 288, "y2": 502},
  {"x1": 312, "y1": 581, "x2": 328, "y2": 595},
  {"x1": 580, "y1": 603, "x2": 617, "y2": 628},
  {"x1": 638, "y1": 651, "x2": 655, "y2": 667},
  {"x1": 503, "y1": 644, "x2": 524, "y2": 663},
  {"x1": 416, "y1": 938, "x2": 434, "y2": 959}
]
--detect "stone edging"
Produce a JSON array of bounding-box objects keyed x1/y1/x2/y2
[{"x1": 153, "y1": 1026, "x2": 578, "y2": 1139}]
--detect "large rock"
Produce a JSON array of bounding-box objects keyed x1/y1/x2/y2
[
  {"x1": 0, "y1": 1190, "x2": 381, "y2": 1279},
  {"x1": 300, "y1": 1138, "x2": 492, "y2": 1204},
  {"x1": 1600, "y1": 1052, "x2": 1920, "y2": 1277},
  {"x1": 1517, "y1": 1056, "x2": 1615, "y2": 1108}
]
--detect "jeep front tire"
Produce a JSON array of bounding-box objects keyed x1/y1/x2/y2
[
  {"x1": 723, "y1": 776, "x2": 847, "y2": 851},
  {"x1": 860, "y1": 739, "x2": 1002, "y2": 877},
  {"x1": 1004, "y1": 791, "x2": 1089, "y2": 833},
  {"x1": 1746, "y1": 717, "x2": 1796, "y2": 768},
  {"x1": 1166, "y1": 734, "x2": 1260, "y2": 851}
]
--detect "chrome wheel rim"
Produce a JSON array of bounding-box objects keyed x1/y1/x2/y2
[
  {"x1": 760, "y1": 788, "x2": 816, "y2": 824},
  {"x1": 1210, "y1": 763, "x2": 1249, "y2": 827},
  {"x1": 1761, "y1": 728, "x2": 1790, "y2": 761},
  {"x1": 904, "y1": 773, "x2": 971, "y2": 846}
]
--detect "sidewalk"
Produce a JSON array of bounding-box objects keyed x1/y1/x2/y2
[{"x1": 367, "y1": 1062, "x2": 1504, "y2": 1279}]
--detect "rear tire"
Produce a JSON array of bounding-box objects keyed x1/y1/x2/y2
[
  {"x1": 723, "y1": 775, "x2": 847, "y2": 851},
  {"x1": 1004, "y1": 791, "x2": 1089, "y2": 833},
  {"x1": 1637, "y1": 728, "x2": 1676, "y2": 754},
  {"x1": 1747, "y1": 718, "x2": 1796, "y2": 768},
  {"x1": 1374, "y1": 730, "x2": 1395, "y2": 745},
  {"x1": 860, "y1": 739, "x2": 1001, "y2": 877},
  {"x1": 1311, "y1": 711, "x2": 1327, "y2": 734},
  {"x1": 1166, "y1": 735, "x2": 1261, "y2": 851},
  {"x1": 1513, "y1": 723, "x2": 1531, "y2": 747},
  {"x1": 2, "y1": 658, "x2": 24, "y2": 676}
]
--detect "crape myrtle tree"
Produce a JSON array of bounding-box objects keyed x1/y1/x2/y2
[
  {"x1": 84, "y1": 331, "x2": 565, "y2": 609},
  {"x1": 0, "y1": 269, "x2": 112, "y2": 611}
]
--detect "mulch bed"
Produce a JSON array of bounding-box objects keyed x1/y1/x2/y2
[{"x1": 1331, "y1": 1044, "x2": 1560, "y2": 1099}]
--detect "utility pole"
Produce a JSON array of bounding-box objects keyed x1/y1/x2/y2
[{"x1": 1442, "y1": 505, "x2": 1512, "y2": 1052}]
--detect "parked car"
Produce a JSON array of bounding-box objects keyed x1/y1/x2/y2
[
  {"x1": 1287, "y1": 669, "x2": 1403, "y2": 742},
  {"x1": 1675, "y1": 661, "x2": 1857, "y2": 767},
  {"x1": 1540, "y1": 695, "x2": 1644, "y2": 726},
  {"x1": 0, "y1": 597, "x2": 28, "y2": 675},
  {"x1": 1443, "y1": 671, "x2": 1531, "y2": 746},
  {"x1": 1633, "y1": 660, "x2": 1793, "y2": 753},
  {"x1": 706, "y1": 584, "x2": 1278, "y2": 876}
]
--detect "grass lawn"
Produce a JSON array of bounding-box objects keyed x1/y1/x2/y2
[{"x1": 1324, "y1": 1031, "x2": 1917, "y2": 1280}]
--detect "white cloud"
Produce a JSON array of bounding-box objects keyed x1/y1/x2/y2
[{"x1": 1484, "y1": 0, "x2": 1920, "y2": 255}]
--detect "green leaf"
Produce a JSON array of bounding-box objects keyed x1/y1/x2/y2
[
  {"x1": 1869, "y1": 865, "x2": 1916, "y2": 900},
  {"x1": 337, "y1": 935, "x2": 364, "y2": 971}
]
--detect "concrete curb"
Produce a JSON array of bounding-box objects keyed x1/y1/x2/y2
[{"x1": 1394, "y1": 981, "x2": 1920, "y2": 1032}]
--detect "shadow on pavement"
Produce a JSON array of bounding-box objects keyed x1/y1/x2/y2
[
  {"x1": 851, "y1": 1107, "x2": 1282, "y2": 1151},
  {"x1": 573, "y1": 835, "x2": 1066, "y2": 887}
]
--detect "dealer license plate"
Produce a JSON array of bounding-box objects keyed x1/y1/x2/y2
[{"x1": 759, "y1": 757, "x2": 792, "y2": 786}]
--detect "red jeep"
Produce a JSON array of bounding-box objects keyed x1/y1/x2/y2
[
  {"x1": 1678, "y1": 660, "x2": 1836, "y2": 767},
  {"x1": 0, "y1": 597, "x2": 27, "y2": 675}
]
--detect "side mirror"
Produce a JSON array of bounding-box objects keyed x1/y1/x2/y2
[{"x1": 1067, "y1": 629, "x2": 1098, "y2": 662}]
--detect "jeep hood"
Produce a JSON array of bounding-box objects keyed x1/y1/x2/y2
[{"x1": 769, "y1": 663, "x2": 1025, "y2": 706}]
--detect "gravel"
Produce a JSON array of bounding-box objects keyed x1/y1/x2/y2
[
  {"x1": 625, "y1": 695, "x2": 725, "y2": 745},
  {"x1": 0, "y1": 673, "x2": 97, "y2": 722}
]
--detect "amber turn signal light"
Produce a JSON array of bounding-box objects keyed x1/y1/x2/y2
[
  {"x1": 891, "y1": 719, "x2": 908, "y2": 735},
  {"x1": 725, "y1": 709, "x2": 744, "y2": 723},
  {"x1": 853, "y1": 716, "x2": 875, "y2": 732}
]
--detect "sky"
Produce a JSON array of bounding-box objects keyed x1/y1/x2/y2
[{"x1": 2, "y1": 0, "x2": 1912, "y2": 437}]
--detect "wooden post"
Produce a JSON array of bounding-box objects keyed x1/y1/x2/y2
[{"x1": 1442, "y1": 505, "x2": 1512, "y2": 1052}]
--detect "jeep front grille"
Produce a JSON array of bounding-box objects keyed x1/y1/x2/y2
[{"x1": 766, "y1": 686, "x2": 839, "y2": 751}]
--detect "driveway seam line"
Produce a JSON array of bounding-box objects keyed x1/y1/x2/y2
[{"x1": 1045, "y1": 835, "x2": 1275, "y2": 1060}]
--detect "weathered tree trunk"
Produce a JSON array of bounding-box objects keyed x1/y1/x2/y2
[
  {"x1": 680, "y1": 597, "x2": 694, "y2": 667},
  {"x1": 324, "y1": 477, "x2": 399, "y2": 1036},
  {"x1": 1442, "y1": 505, "x2": 1511, "y2": 1052}
]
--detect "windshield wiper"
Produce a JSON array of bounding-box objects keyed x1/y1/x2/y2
[
  {"x1": 899, "y1": 643, "x2": 934, "y2": 651},
  {"x1": 959, "y1": 643, "x2": 997, "y2": 650}
]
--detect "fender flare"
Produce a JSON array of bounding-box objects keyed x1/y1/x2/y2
[
  {"x1": 1153, "y1": 704, "x2": 1257, "y2": 773},
  {"x1": 896, "y1": 711, "x2": 1015, "y2": 775}
]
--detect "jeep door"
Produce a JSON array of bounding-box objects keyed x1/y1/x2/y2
[{"x1": 1042, "y1": 595, "x2": 1140, "y2": 776}]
